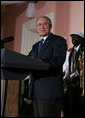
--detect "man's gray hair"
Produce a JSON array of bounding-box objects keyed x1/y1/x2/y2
[{"x1": 36, "y1": 16, "x2": 52, "y2": 27}]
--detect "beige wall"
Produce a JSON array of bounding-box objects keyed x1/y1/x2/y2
[{"x1": 1, "y1": 1, "x2": 84, "y2": 52}]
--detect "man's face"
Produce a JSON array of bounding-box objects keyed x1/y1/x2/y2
[
  {"x1": 71, "y1": 35, "x2": 83, "y2": 47},
  {"x1": 36, "y1": 18, "x2": 51, "y2": 37}
]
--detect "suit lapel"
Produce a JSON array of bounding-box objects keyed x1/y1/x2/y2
[{"x1": 38, "y1": 34, "x2": 53, "y2": 58}]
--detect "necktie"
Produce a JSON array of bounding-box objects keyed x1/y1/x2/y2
[{"x1": 38, "y1": 39, "x2": 44, "y2": 55}]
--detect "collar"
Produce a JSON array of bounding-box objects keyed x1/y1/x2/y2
[
  {"x1": 40, "y1": 35, "x2": 48, "y2": 43},
  {"x1": 74, "y1": 45, "x2": 80, "y2": 52}
]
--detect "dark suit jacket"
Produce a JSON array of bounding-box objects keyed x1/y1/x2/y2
[{"x1": 28, "y1": 33, "x2": 67, "y2": 100}]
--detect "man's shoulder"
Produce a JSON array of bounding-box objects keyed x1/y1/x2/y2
[{"x1": 50, "y1": 33, "x2": 66, "y2": 41}]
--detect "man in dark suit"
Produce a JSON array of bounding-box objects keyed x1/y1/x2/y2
[{"x1": 25, "y1": 16, "x2": 67, "y2": 117}]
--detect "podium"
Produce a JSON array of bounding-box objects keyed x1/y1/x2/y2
[{"x1": 1, "y1": 48, "x2": 50, "y2": 80}]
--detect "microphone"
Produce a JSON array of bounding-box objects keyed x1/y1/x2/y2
[
  {"x1": 1, "y1": 36, "x2": 14, "y2": 44},
  {"x1": 1, "y1": 36, "x2": 14, "y2": 48}
]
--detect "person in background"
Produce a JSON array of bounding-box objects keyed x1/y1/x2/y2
[
  {"x1": 24, "y1": 16, "x2": 67, "y2": 117},
  {"x1": 62, "y1": 37, "x2": 73, "y2": 117},
  {"x1": 63, "y1": 31, "x2": 84, "y2": 117},
  {"x1": 20, "y1": 78, "x2": 33, "y2": 117}
]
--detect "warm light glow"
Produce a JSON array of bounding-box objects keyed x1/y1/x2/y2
[{"x1": 82, "y1": 18, "x2": 84, "y2": 33}]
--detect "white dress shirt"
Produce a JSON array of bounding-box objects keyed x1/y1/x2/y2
[{"x1": 40, "y1": 35, "x2": 48, "y2": 43}]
